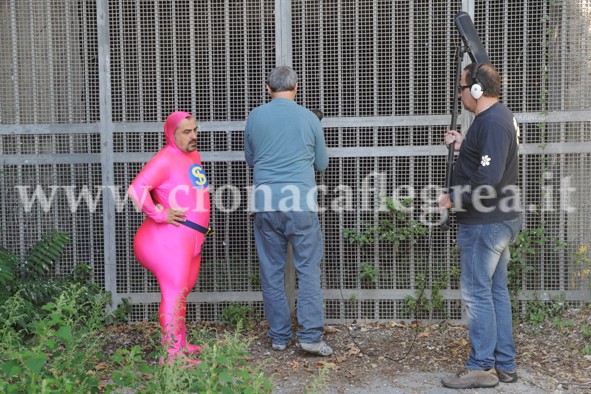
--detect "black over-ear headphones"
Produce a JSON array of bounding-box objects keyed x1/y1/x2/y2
[{"x1": 470, "y1": 63, "x2": 484, "y2": 100}]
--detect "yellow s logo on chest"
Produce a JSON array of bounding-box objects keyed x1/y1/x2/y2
[{"x1": 189, "y1": 164, "x2": 209, "y2": 189}]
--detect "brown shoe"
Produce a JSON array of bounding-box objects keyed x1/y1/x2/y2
[
  {"x1": 488, "y1": 367, "x2": 518, "y2": 383},
  {"x1": 441, "y1": 369, "x2": 499, "y2": 389}
]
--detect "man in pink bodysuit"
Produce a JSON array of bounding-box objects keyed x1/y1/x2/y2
[{"x1": 128, "y1": 111, "x2": 210, "y2": 365}]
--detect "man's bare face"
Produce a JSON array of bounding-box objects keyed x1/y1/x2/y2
[
  {"x1": 459, "y1": 70, "x2": 476, "y2": 112},
  {"x1": 174, "y1": 117, "x2": 198, "y2": 153}
]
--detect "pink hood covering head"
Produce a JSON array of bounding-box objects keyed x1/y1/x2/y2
[{"x1": 164, "y1": 111, "x2": 193, "y2": 148}]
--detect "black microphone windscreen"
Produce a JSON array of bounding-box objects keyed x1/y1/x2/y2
[{"x1": 454, "y1": 11, "x2": 490, "y2": 64}]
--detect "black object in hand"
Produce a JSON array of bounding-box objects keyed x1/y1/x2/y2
[{"x1": 311, "y1": 109, "x2": 323, "y2": 120}]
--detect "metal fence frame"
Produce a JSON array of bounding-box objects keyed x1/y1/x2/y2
[{"x1": 1, "y1": 0, "x2": 590, "y2": 323}]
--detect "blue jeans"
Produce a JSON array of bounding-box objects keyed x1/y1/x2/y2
[
  {"x1": 458, "y1": 214, "x2": 523, "y2": 372},
  {"x1": 253, "y1": 211, "x2": 325, "y2": 345}
]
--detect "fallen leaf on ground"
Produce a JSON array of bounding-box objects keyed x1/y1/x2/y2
[
  {"x1": 316, "y1": 361, "x2": 339, "y2": 370},
  {"x1": 450, "y1": 338, "x2": 468, "y2": 347},
  {"x1": 346, "y1": 344, "x2": 361, "y2": 356},
  {"x1": 325, "y1": 326, "x2": 341, "y2": 334}
]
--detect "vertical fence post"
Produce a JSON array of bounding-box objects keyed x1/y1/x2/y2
[
  {"x1": 275, "y1": 0, "x2": 292, "y2": 66},
  {"x1": 275, "y1": 0, "x2": 297, "y2": 316},
  {"x1": 96, "y1": 0, "x2": 117, "y2": 311}
]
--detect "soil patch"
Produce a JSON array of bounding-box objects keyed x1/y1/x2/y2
[{"x1": 103, "y1": 309, "x2": 591, "y2": 393}]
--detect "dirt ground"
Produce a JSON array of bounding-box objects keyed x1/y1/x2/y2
[
  {"x1": 248, "y1": 308, "x2": 591, "y2": 393},
  {"x1": 105, "y1": 308, "x2": 591, "y2": 393}
]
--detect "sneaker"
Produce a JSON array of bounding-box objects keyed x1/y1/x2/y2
[
  {"x1": 488, "y1": 368, "x2": 518, "y2": 383},
  {"x1": 272, "y1": 341, "x2": 289, "y2": 351},
  {"x1": 297, "y1": 341, "x2": 333, "y2": 356},
  {"x1": 441, "y1": 369, "x2": 499, "y2": 389}
]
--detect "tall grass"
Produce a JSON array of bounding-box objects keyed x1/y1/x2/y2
[
  {"x1": 0, "y1": 285, "x2": 273, "y2": 393},
  {"x1": 0, "y1": 230, "x2": 273, "y2": 393}
]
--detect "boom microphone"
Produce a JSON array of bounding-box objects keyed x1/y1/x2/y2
[
  {"x1": 441, "y1": 11, "x2": 490, "y2": 231},
  {"x1": 454, "y1": 11, "x2": 490, "y2": 64}
]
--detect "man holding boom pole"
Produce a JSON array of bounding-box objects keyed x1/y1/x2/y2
[{"x1": 438, "y1": 62, "x2": 523, "y2": 389}]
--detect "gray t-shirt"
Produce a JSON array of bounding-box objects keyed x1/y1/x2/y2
[{"x1": 244, "y1": 98, "x2": 328, "y2": 212}]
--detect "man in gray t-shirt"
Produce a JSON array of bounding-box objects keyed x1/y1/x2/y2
[{"x1": 244, "y1": 65, "x2": 332, "y2": 357}]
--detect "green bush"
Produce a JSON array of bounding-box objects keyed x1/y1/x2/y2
[
  {"x1": 0, "y1": 230, "x2": 281, "y2": 393},
  {"x1": 220, "y1": 303, "x2": 255, "y2": 329},
  {"x1": 1, "y1": 229, "x2": 70, "y2": 307},
  {"x1": 106, "y1": 324, "x2": 273, "y2": 394},
  {"x1": 0, "y1": 284, "x2": 109, "y2": 393}
]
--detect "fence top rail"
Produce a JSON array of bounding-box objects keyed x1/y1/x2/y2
[{"x1": 1, "y1": 110, "x2": 590, "y2": 136}]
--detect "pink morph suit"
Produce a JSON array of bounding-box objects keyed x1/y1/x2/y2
[{"x1": 128, "y1": 111, "x2": 210, "y2": 365}]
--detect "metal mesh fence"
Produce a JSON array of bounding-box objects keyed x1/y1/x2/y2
[
  {"x1": 1, "y1": 0, "x2": 590, "y2": 324},
  {"x1": 109, "y1": 0, "x2": 274, "y2": 123},
  {"x1": 0, "y1": 1, "x2": 99, "y2": 123}
]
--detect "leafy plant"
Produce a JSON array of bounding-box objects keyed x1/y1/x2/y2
[
  {"x1": 520, "y1": 294, "x2": 567, "y2": 325},
  {"x1": 1, "y1": 229, "x2": 70, "y2": 306},
  {"x1": 404, "y1": 275, "x2": 429, "y2": 317},
  {"x1": 0, "y1": 283, "x2": 110, "y2": 393},
  {"x1": 375, "y1": 197, "x2": 428, "y2": 249},
  {"x1": 359, "y1": 262, "x2": 378, "y2": 286},
  {"x1": 343, "y1": 197, "x2": 428, "y2": 252},
  {"x1": 551, "y1": 317, "x2": 575, "y2": 332},
  {"x1": 1, "y1": 281, "x2": 273, "y2": 393},
  {"x1": 571, "y1": 244, "x2": 591, "y2": 291},
  {"x1": 0, "y1": 246, "x2": 17, "y2": 305},
  {"x1": 249, "y1": 273, "x2": 261, "y2": 287},
  {"x1": 506, "y1": 222, "x2": 575, "y2": 323},
  {"x1": 343, "y1": 226, "x2": 374, "y2": 247},
  {"x1": 344, "y1": 196, "x2": 428, "y2": 294},
  {"x1": 304, "y1": 364, "x2": 331, "y2": 394},
  {"x1": 0, "y1": 229, "x2": 109, "y2": 336},
  {"x1": 23, "y1": 229, "x2": 69, "y2": 278},
  {"x1": 109, "y1": 345, "x2": 151, "y2": 390},
  {"x1": 110, "y1": 297, "x2": 132, "y2": 324},
  {"x1": 108, "y1": 324, "x2": 273, "y2": 394},
  {"x1": 219, "y1": 303, "x2": 255, "y2": 329},
  {"x1": 404, "y1": 268, "x2": 460, "y2": 319},
  {"x1": 508, "y1": 227, "x2": 546, "y2": 297}
]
